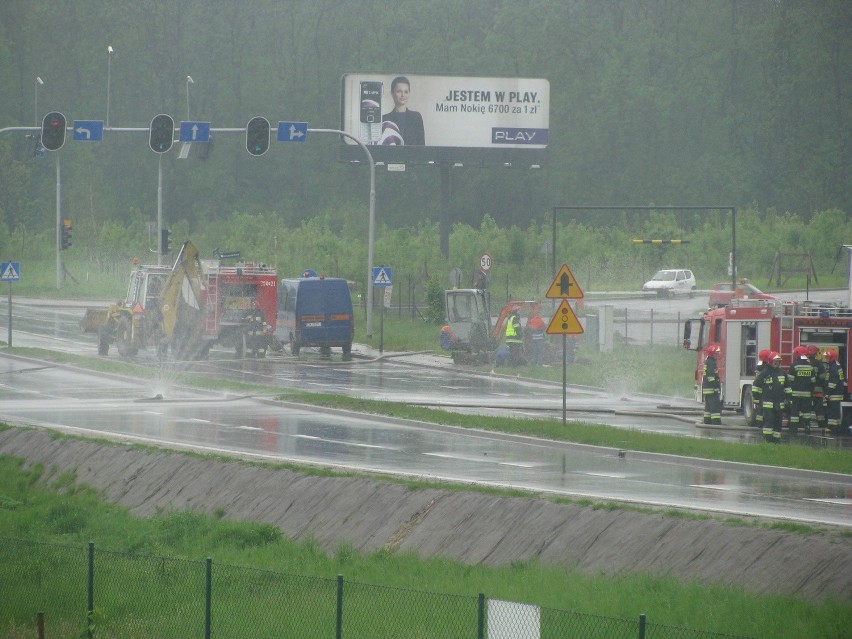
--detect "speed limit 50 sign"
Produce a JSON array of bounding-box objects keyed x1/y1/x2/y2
[{"x1": 479, "y1": 253, "x2": 492, "y2": 272}]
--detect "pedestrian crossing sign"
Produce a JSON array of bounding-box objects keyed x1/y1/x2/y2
[
  {"x1": 545, "y1": 264, "x2": 584, "y2": 299},
  {"x1": 372, "y1": 266, "x2": 392, "y2": 287},
  {"x1": 546, "y1": 299, "x2": 584, "y2": 335},
  {"x1": 0, "y1": 261, "x2": 20, "y2": 282}
]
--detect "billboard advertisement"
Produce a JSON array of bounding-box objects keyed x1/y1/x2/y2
[{"x1": 340, "y1": 74, "x2": 549, "y2": 152}]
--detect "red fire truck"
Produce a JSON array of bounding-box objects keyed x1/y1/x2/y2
[{"x1": 683, "y1": 298, "x2": 852, "y2": 426}]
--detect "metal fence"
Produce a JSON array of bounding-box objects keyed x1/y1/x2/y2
[{"x1": 1, "y1": 537, "x2": 755, "y2": 639}]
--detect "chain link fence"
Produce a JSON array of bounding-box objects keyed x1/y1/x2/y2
[{"x1": 1, "y1": 537, "x2": 755, "y2": 639}]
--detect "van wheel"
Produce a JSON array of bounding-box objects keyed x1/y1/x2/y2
[
  {"x1": 290, "y1": 334, "x2": 300, "y2": 355},
  {"x1": 742, "y1": 386, "x2": 756, "y2": 426},
  {"x1": 688, "y1": 287, "x2": 696, "y2": 299},
  {"x1": 342, "y1": 342, "x2": 352, "y2": 361}
]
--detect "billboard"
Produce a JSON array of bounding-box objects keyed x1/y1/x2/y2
[{"x1": 340, "y1": 74, "x2": 549, "y2": 156}]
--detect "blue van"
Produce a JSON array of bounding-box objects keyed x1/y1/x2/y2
[{"x1": 275, "y1": 277, "x2": 355, "y2": 360}]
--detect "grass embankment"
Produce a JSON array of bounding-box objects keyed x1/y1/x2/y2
[{"x1": 0, "y1": 456, "x2": 849, "y2": 639}]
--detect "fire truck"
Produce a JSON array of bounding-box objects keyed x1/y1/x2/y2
[
  {"x1": 682, "y1": 298, "x2": 852, "y2": 426},
  {"x1": 81, "y1": 241, "x2": 278, "y2": 359}
]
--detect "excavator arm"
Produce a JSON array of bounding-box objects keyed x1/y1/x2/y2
[{"x1": 157, "y1": 241, "x2": 206, "y2": 356}]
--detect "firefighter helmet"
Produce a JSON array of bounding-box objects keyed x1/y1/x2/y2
[
  {"x1": 704, "y1": 343, "x2": 720, "y2": 357},
  {"x1": 770, "y1": 351, "x2": 782, "y2": 362},
  {"x1": 806, "y1": 345, "x2": 818, "y2": 357},
  {"x1": 793, "y1": 346, "x2": 808, "y2": 358},
  {"x1": 823, "y1": 350, "x2": 838, "y2": 363},
  {"x1": 758, "y1": 349, "x2": 771, "y2": 364}
]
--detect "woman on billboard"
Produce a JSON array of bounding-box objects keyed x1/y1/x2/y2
[{"x1": 381, "y1": 76, "x2": 425, "y2": 145}]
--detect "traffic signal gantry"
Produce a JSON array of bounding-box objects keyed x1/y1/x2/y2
[
  {"x1": 149, "y1": 114, "x2": 175, "y2": 153},
  {"x1": 41, "y1": 111, "x2": 67, "y2": 151},
  {"x1": 246, "y1": 116, "x2": 271, "y2": 156}
]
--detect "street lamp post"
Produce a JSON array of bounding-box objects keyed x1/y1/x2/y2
[
  {"x1": 34, "y1": 76, "x2": 44, "y2": 127},
  {"x1": 185, "y1": 75, "x2": 194, "y2": 120},
  {"x1": 106, "y1": 45, "x2": 115, "y2": 128}
]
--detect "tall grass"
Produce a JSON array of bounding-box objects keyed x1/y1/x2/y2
[{"x1": 0, "y1": 457, "x2": 848, "y2": 639}]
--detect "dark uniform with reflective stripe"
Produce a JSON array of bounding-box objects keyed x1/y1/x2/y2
[
  {"x1": 825, "y1": 359, "x2": 846, "y2": 434},
  {"x1": 702, "y1": 354, "x2": 722, "y2": 425},
  {"x1": 785, "y1": 357, "x2": 815, "y2": 434},
  {"x1": 761, "y1": 361, "x2": 787, "y2": 442}
]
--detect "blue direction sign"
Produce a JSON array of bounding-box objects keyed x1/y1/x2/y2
[
  {"x1": 277, "y1": 121, "x2": 308, "y2": 142},
  {"x1": 372, "y1": 266, "x2": 392, "y2": 287},
  {"x1": 72, "y1": 120, "x2": 104, "y2": 141},
  {"x1": 0, "y1": 262, "x2": 20, "y2": 282},
  {"x1": 179, "y1": 121, "x2": 211, "y2": 142}
]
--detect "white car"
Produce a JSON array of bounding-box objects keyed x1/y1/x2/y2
[{"x1": 642, "y1": 269, "x2": 696, "y2": 297}]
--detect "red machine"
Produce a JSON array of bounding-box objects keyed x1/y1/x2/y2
[{"x1": 683, "y1": 298, "x2": 852, "y2": 425}]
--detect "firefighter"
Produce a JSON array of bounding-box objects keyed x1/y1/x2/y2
[
  {"x1": 701, "y1": 343, "x2": 722, "y2": 425},
  {"x1": 762, "y1": 352, "x2": 787, "y2": 442},
  {"x1": 823, "y1": 350, "x2": 846, "y2": 435},
  {"x1": 785, "y1": 345, "x2": 815, "y2": 435},
  {"x1": 751, "y1": 349, "x2": 772, "y2": 429},
  {"x1": 505, "y1": 313, "x2": 524, "y2": 366},
  {"x1": 807, "y1": 345, "x2": 828, "y2": 431}
]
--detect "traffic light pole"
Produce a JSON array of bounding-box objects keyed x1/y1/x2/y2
[
  {"x1": 309, "y1": 129, "x2": 376, "y2": 337},
  {"x1": 55, "y1": 153, "x2": 62, "y2": 288},
  {"x1": 157, "y1": 154, "x2": 163, "y2": 266}
]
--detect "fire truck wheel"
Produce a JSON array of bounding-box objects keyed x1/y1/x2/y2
[
  {"x1": 235, "y1": 335, "x2": 245, "y2": 359},
  {"x1": 742, "y1": 386, "x2": 757, "y2": 426},
  {"x1": 342, "y1": 343, "x2": 352, "y2": 361},
  {"x1": 290, "y1": 334, "x2": 300, "y2": 356}
]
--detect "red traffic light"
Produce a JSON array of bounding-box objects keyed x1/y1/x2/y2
[{"x1": 41, "y1": 111, "x2": 67, "y2": 151}]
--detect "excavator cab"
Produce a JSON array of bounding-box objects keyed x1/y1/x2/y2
[{"x1": 442, "y1": 289, "x2": 494, "y2": 362}]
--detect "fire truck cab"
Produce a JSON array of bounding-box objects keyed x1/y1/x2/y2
[{"x1": 683, "y1": 298, "x2": 852, "y2": 426}]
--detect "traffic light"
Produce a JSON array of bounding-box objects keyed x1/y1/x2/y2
[
  {"x1": 60, "y1": 219, "x2": 73, "y2": 250},
  {"x1": 246, "y1": 116, "x2": 270, "y2": 156},
  {"x1": 149, "y1": 114, "x2": 175, "y2": 153},
  {"x1": 41, "y1": 111, "x2": 67, "y2": 151},
  {"x1": 160, "y1": 228, "x2": 171, "y2": 255}
]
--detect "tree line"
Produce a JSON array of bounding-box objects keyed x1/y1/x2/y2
[{"x1": 1, "y1": 0, "x2": 849, "y2": 270}]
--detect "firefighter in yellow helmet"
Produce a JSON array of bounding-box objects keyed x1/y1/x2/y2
[
  {"x1": 762, "y1": 352, "x2": 787, "y2": 442},
  {"x1": 701, "y1": 344, "x2": 722, "y2": 425}
]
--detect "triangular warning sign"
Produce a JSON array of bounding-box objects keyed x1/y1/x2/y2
[
  {"x1": 546, "y1": 300, "x2": 584, "y2": 335},
  {"x1": 545, "y1": 264, "x2": 584, "y2": 299},
  {"x1": 374, "y1": 268, "x2": 391, "y2": 284},
  {"x1": 1, "y1": 263, "x2": 19, "y2": 280}
]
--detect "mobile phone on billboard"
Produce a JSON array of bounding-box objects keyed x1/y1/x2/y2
[{"x1": 359, "y1": 80, "x2": 383, "y2": 143}]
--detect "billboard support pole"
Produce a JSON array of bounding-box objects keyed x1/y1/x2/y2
[
  {"x1": 310, "y1": 129, "x2": 377, "y2": 336},
  {"x1": 440, "y1": 163, "x2": 450, "y2": 258}
]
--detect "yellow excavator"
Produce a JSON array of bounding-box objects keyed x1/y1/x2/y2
[{"x1": 81, "y1": 241, "x2": 207, "y2": 359}]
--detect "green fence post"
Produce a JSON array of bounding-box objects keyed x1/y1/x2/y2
[
  {"x1": 336, "y1": 574, "x2": 344, "y2": 639},
  {"x1": 205, "y1": 557, "x2": 212, "y2": 639},
  {"x1": 87, "y1": 541, "x2": 94, "y2": 639},
  {"x1": 638, "y1": 613, "x2": 646, "y2": 639},
  {"x1": 477, "y1": 593, "x2": 485, "y2": 639}
]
